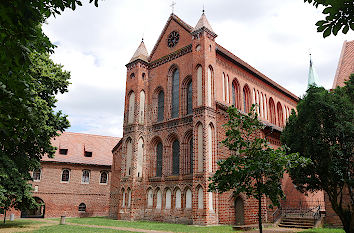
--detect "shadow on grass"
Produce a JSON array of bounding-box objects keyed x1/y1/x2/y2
[{"x1": 0, "y1": 219, "x2": 45, "y2": 229}]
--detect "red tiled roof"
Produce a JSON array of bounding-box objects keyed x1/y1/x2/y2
[
  {"x1": 42, "y1": 132, "x2": 120, "y2": 166},
  {"x1": 216, "y1": 44, "x2": 299, "y2": 102},
  {"x1": 332, "y1": 40, "x2": 354, "y2": 88}
]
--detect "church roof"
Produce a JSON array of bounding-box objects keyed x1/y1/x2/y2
[
  {"x1": 42, "y1": 132, "x2": 120, "y2": 166},
  {"x1": 216, "y1": 43, "x2": 299, "y2": 102},
  {"x1": 129, "y1": 40, "x2": 149, "y2": 63},
  {"x1": 332, "y1": 40, "x2": 354, "y2": 88},
  {"x1": 193, "y1": 12, "x2": 215, "y2": 34}
]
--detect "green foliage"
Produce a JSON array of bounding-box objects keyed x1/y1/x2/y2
[
  {"x1": 304, "y1": 0, "x2": 354, "y2": 38},
  {"x1": 0, "y1": 52, "x2": 71, "y2": 213},
  {"x1": 209, "y1": 105, "x2": 307, "y2": 231},
  {"x1": 281, "y1": 76, "x2": 354, "y2": 233},
  {"x1": 0, "y1": 0, "x2": 98, "y2": 218}
]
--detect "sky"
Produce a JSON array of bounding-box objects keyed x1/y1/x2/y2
[{"x1": 43, "y1": 0, "x2": 354, "y2": 137}]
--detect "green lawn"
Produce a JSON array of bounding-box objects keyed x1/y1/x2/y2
[
  {"x1": 0, "y1": 219, "x2": 47, "y2": 229},
  {"x1": 300, "y1": 228, "x2": 345, "y2": 233},
  {"x1": 62, "y1": 217, "x2": 236, "y2": 233},
  {"x1": 29, "y1": 224, "x2": 136, "y2": 233}
]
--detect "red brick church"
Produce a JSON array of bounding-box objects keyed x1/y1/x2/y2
[{"x1": 109, "y1": 12, "x2": 323, "y2": 225}]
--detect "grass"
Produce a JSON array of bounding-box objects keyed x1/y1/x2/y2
[
  {"x1": 29, "y1": 224, "x2": 137, "y2": 233},
  {"x1": 300, "y1": 228, "x2": 345, "y2": 233},
  {"x1": 0, "y1": 219, "x2": 47, "y2": 229},
  {"x1": 62, "y1": 216, "x2": 236, "y2": 233}
]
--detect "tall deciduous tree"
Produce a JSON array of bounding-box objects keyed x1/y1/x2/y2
[
  {"x1": 304, "y1": 0, "x2": 354, "y2": 37},
  {"x1": 0, "y1": 52, "x2": 70, "y2": 220},
  {"x1": 209, "y1": 105, "x2": 307, "y2": 233},
  {"x1": 281, "y1": 76, "x2": 354, "y2": 233},
  {"x1": 0, "y1": 0, "x2": 98, "y2": 220}
]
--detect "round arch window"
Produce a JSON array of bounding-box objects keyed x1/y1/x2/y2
[{"x1": 78, "y1": 203, "x2": 86, "y2": 212}]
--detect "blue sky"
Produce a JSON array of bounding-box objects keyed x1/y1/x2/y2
[{"x1": 43, "y1": 0, "x2": 354, "y2": 137}]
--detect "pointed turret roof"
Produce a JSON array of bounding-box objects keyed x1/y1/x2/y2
[
  {"x1": 193, "y1": 11, "x2": 215, "y2": 34},
  {"x1": 308, "y1": 54, "x2": 321, "y2": 88},
  {"x1": 129, "y1": 40, "x2": 149, "y2": 63}
]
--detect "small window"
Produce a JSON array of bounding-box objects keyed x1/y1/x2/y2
[
  {"x1": 33, "y1": 169, "x2": 41, "y2": 181},
  {"x1": 142, "y1": 73, "x2": 146, "y2": 80},
  {"x1": 130, "y1": 73, "x2": 135, "y2": 79},
  {"x1": 84, "y1": 151, "x2": 92, "y2": 157},
  {"x1": 82, "y1": 170, "x2": 90, "y2": 184},
  {"x1": 78, "y1": 203, "x2": 86, "y2": 212},
  {"x1": 34, "y1": 185, "x2": 39, "y2": 192},
  {"x1": 59, "y1": 149, "x2": 68, "y2": 155},
  {"x1": 100, "y1": 171, "x2": 108, "y2": 184},
  {"x1": 61, "y1": 169, "x2": 70, "y2": 182}
]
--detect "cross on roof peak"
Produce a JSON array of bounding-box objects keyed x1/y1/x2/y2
[{"x1": 170, "y1": 1, "x2": 176, "y2": 14}]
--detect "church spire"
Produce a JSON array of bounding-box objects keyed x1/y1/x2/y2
[
  {"x1": 193, "y1": 10, "x2": 216, "y2": 36},
  {"x1": 308, "y1": 54, "x2": 321, "y2": 88},
  {"x1": 129, "y1": 39, "x2": 149, "y2": 63}
]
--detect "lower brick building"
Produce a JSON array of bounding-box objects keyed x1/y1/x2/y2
[
  {"x1": 4, "y1": 132, "x2": 120, "y2": 218},
  {"x1": 109, "y1": 12, "x2": 323, "y2": 225}
]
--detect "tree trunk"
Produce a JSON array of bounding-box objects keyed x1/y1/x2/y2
[
  {"x1": 3, "y1": 210, "x2": 6, "y2": 224},
  {"x1": 327, "y1": 191, "x2": 352, "y2": 233},
  {"x1": 258, "y1": 192, "x2": 262, "y2": 233}
]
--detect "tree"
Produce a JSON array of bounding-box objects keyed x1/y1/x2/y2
[
  {"x1": 0, "y1": 0, "x2": 98, "y2": 221},
  {"x1": 0, "y1": 52, "x2": 70, "y2": 221},
  {"x1": 304, "y1": 0, "x2": 354, "y2": 38},
  {"x1": 281, "y1": 76, "x2": 354, "y2": 233},
  {"x1": 209, "y1": 105, "x2": 306, "y2": 233}
]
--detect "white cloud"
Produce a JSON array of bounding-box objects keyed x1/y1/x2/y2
[{"x1": 43, "y1": 0, "x2": 354, "y2": 137}]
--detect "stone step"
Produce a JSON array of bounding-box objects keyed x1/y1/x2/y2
[
  {"x1": 282, "y1": 219, "x2": 314, "y2": 224},
  {"x1": 280, "y1": 221, "x2": 314, "y2": 227},
  {"x1": 278, "y1": 224, "x2": 313, "y2": 229}
]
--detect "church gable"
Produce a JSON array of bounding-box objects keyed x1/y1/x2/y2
[{"x1": 149, "y1": 14, "x2": 193, "y2": 62}]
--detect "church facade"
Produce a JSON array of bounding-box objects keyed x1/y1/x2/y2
[{"x1": 109, "y1": 13, "x2": 317, "y2": 225}]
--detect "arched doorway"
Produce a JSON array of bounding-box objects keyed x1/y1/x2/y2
[
  {"x1": 21, "y1": 197, "x2": 45, "y2": 218},
  {"x1": 235, "y1": 196, "x2": 244, "y2": 225}
]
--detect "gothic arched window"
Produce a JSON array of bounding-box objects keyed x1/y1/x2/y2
[
  {"x1": 156, "y1": 142, "x2": 163, "y2": 177},
  {"x1": 172, "y1": 139, "x2": 180, "y2": 175},
  {"x1": 139, "y1": 91, "x2": 145, "y2": 124},
  {"x1": 243, "y1": 85, "x2": 251, "y2": 113},
  {"x1": 197, "y1": 66, "x2": 202, "y2": 106},
  {"x1": 269, "y1": 98, "x2": 276, "y2": 125},
  {"x1": 171, "y1": 69, "x2": 179, "y2": 118},
  {"x1": 187, "y1": 80, "x2": 192, "y2": 115},
  {"x1": 189, "y1": 137, "x2": 193, "y2": 174},
  {"x1": 157, "y1": 91, "x2": 164, "y2": 122},
  {"x1": 277, "y1": 102, "x2": 284, "y2": 127},
  {"x1": 126, "y1": 138, "x2": 132, "y2": 176},
  {"x1": 128, "y1": 92, "x2": 135, "y2": 124},
  {"x1": 137, "y1": 137, "x2": 144, "y2": 177}
]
